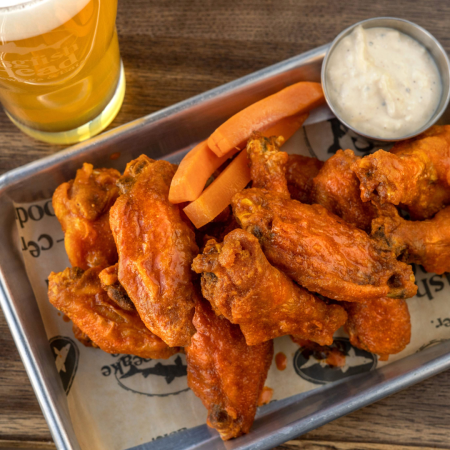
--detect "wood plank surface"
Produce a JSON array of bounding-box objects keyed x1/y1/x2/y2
[{"x1": 1, "y1": 0, "x2": 450, "y2": 449}]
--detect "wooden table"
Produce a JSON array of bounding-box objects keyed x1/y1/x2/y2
[{"x1": 1, "y1": 1, "x2": 450, "y2": 449}]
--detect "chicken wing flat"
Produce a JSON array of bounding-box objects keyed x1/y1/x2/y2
[
  {"x1": 343, "y1": 297, "x2": 411, "y2": 361},
  {"x1": 312, "y1": 149, "x2": 376, "y2": 230},
  {"x1": 232, "y1": 135, "x2": 417, "y2": 302},
  {"x1": 53, "y1": 163, "x2": 120, "y2": 270},
  {"x1": 371, "y1": 204, "x2": 450, "y2": 274},
  {"x1": 98, "y1": 264, "x2": 135, "y2": 311},
  {"x1": 110, "y1": 155, "x2": 197, "y2": 347},
  {"x1": 286, "y1": 154, "x2": 324, "y2": 204},
  {"x1": 48, "y1": 266, "x2": 178, "y2": 359},
  {"x1": 186, "y1": 298, "x2": 273, "y2": 440},
  {"x1": 192, "y1": 228, "x2": 347, "y2": 346},
  {"x1": 352, "y1": 125, "x2": 450, "y2": 219}
]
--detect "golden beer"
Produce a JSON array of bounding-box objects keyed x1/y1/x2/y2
[{"x1": 0, "y1": 0, "x2": 125, "y2": 144}]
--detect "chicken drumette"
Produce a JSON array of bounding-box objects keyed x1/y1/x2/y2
[
  {"x1": 352, "y1": 125, "x2": 450, "y2": 219},
  {"x1": 371, "y1": 203, "x2": 450, "y2": 274}
]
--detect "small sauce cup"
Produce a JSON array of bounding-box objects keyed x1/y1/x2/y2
[{"x1": 321, "y1": 17, "x2": 450, "y2": 141}]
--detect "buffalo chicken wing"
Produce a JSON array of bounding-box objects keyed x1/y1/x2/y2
[
  {"x1": 110, "y1": 155, "x2": 198, "y2": 347},
  {"x1": 48, "y1": 266, "x2": 178, "y2": 359},
  {"x1": 312, "y1": 149, "x2": 377, "y2": 230},
  {"x1": 352, "y1": 125, "x2": 450, "y2": 219},
  {"x1": 232, "y1": 135, "x2": 417, "y2": 302},
  {"x1": 371, "y1": 204, "x2": 450, "y2": 274},
  {"x1": 53, "y1": 163, "x2": 120, "y2": 270},
  {"x1": 343, "y1": 297, "x2": 411, "y2": 360},
  {"x1": 192, "y1": 228, "x2": 347, "y2": 346},
  {"x1": 186, "y1": 298, "x2": 273, "y2": 440}
]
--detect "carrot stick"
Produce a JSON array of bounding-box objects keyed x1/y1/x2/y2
[
  {"x1": 169, "y1": 141, "x2": 232, "y2": 204},
  {"x1": 208, "y1": 82, "x2": 324, "y2": 157},
  {"x1": 169, "y1": 113, "x2": 308, "y2": 204},
  {"x1": 261, "y1": 112, "x2": 309, "y2": 141},
  {"x1": 183, "y1": 149, "x2": 250, "y2": 228}
]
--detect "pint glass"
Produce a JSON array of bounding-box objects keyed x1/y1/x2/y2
[{"x1": 0, "y1": 0, "x2": 125, "y2": 144}]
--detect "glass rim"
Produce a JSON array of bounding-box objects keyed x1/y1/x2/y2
[{"x1": 0, "y1": 0, "x2": 50, "y2": 13}]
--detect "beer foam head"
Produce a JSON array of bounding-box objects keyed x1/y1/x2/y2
[
  {"x1": 0, "y1": 0, "x2": 34, "y2": 6},
  {"x1": 0, "y1": 0, "x2": 91, "y2": 41}
]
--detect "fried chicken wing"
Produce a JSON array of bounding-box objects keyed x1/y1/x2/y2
[
  {"x1": 247, "y1": 134, "x2": 289, "y2": 195},
  {"x1": 72, "y1": 324, "x2": 98, "y2": 348},
  {"x1": 98, "y1": 264, "x2": 136, "y2": 311},
  {"x1": 232, "y1": 135, "x2": 417, "y2": 302},
  {"x1": 286, "y1": 154, "x2": 324, "y2": 204},
  {"x1": 53, "y1": 163, "x2": 120, "y2": 270},
  {"x1": 110, "y1": 155, "x2": 197, "y2": 347},
  {"x1": 48, "y1": 266, "x2": 178, "y2": 359},
  {"x1": 371, "y1": 204, "x2": 450, "y2": 274},
  {"x1": 312, "y1": 149, "x2": 376, "y2": 230},
  {"x1": 186, "y1": 298, "x2": 273, "y2": 440},
  {"x1": 352, "y1": 125, "x2": 450, "y2": 219},
  {"x1": 343, "y1": 297, "x2": 411, "y2": 360},
  {"x1": 192, "y1": 229, "x2": 347, "y2": 346}
]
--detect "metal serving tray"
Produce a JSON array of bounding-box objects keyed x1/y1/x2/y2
[{"x1": 1, "y1": 43, "x2": 450, "y2": 450}]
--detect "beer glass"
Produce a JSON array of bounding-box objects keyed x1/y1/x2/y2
[{"x1": 0, "y1": 0, "x2": 125, "y2": 144}]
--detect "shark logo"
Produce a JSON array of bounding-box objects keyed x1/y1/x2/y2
[
  {"x1": 120, "y1": 356, "x2": 187, "y2": 384},
  {"x1": 49, "y1": 336, "x2": 79, "y2": 394},
  {"x1": 102, "y1": 354, "x2": 190, "y2": 397},
  {"x1": 293, "y1": 337, "x2": 377, "y2": 385}
]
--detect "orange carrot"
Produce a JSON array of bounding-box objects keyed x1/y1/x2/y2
[
  {"x1": 169, "y1": 141, "x2": 233, "y2": 204},
  {"x1": 208, "y1": 82, "x2": 324, "y2": 157},
  {"x1": 261, "y1": 112, "x2": 309, "y2": 141},
  {"x1": 183, "y1": 149, "x2": 250, "y2": 228},
  {"x1": 169, "y1": 113, "x2": 308, "y2": 204}
]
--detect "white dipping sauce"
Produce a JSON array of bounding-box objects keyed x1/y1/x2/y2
[{"x1": 326, "y1": 26, "x2": 442, "y2": 138}]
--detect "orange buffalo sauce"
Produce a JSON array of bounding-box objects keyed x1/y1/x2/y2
[
  {"x1": 275, "y1": 352, "x2": 287, "y2": 371},
  {"x1": 258, "y1": 386, "x2": 274, "y2": 406},
  {"x1": 325, "y1": 348, "x2": 346, "y2": 368}
]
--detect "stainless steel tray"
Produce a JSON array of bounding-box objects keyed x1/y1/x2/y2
[{"x1": 1, "y1": 43, "x2": 450, "y2": 450}]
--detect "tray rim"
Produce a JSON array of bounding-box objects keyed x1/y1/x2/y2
[{"x1": 1, "y1": 41, "x2": 450, "y2": 450}]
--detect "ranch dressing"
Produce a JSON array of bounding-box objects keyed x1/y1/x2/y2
[{"x1": 326, "y1": 25, "x2": 442, "y2": 138}]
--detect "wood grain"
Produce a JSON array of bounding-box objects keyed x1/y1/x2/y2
[{"x1": 1, "y1": 0, "x2": 450, "y2": 449}]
